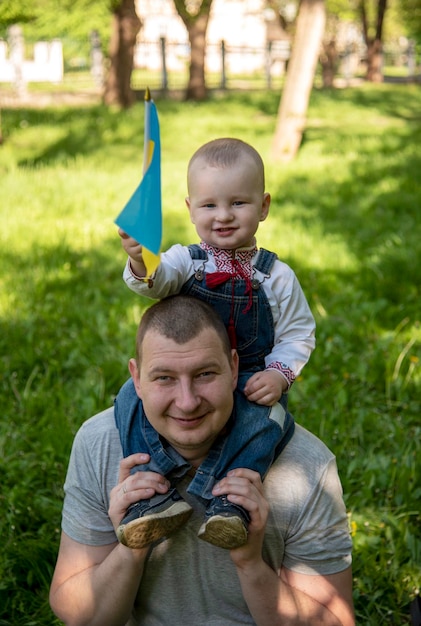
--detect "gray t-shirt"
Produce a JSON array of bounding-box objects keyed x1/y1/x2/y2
[{"x1": 62, "y1": 407, "x2": 352, "y2": 626}]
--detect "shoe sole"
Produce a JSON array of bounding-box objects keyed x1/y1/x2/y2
[
  {"x1": 117, "y1": 501, "x2": 193, "y2": 549},
  {"x1": 198, "y1": 515, "x2": 248, "y2": 550}
]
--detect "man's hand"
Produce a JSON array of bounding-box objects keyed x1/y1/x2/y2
[
  {"x1": 108, "y1": 453, "x2": 170, "y2": 532},
  {"x1": 244, "y1": 370, "x2": 287, "y2": 406},
  {"x1": 118, "y1": 228, "x2": 147, "y2": 277},
  {"x1": 212, "y1": 468, "x2": 269, "y2": 565}
]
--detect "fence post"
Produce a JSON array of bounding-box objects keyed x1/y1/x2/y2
[
  {"x1": 407, "y1": 40, "x2": 415, "y2": 78},
  {"x1": 266, "y1": 41, "x2": 272, "y2": 89},
  {"x1": 220, "y1": 40, "x2": 226, "y2": 90},
  {"x1": 343, "y1": 43, "x2": 352, "y2": 85},
  {"x1": 90, "y1": 30, "x2": 104, "y2": 87},
  {"x1": 8, "y1": 25, "x2": 26, "y2": 96},
  {"x1": 160, "y1": 36, "x2": 168, "y2": 92}
]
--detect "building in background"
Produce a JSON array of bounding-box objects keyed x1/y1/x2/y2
[
  {"x1": 0, "y1": 26, "x2": 63, "y2": 89},
  {"x1": 134, "y1": 0, "x2": 290, "y2": 77}
]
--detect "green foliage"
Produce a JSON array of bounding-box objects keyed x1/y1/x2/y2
[
  {"x1": 173, "y1": 0, "x2": 214, "y2": 24},
  {"x1": 326, "y1": 0, "x2": 356, "y2": 22},
  {"x1": 0, "y1": 0, "x2": 112, "y2": 64},
  {"x1": 1, "y1": 84, "x2": 420, "y2": 624},
  {"x1": 324, "y1": 0, "x2": 418, "y2": 45},
  {"x1": 0, "y1": 0, "x2": 37, "y2": 28},
  {"x1": 400, "y1": 0, "x2": 421, "y2": 43}
]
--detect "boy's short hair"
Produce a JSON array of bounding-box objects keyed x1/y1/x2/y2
[
  {"x1": 188, "y1": 138, "x2": 265, "y2": 192},
  {"x1": 136, "y1": 295, "x2": 232, "y2": 364}
]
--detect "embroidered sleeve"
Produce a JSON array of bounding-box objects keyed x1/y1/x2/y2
[
  {"x1": 128, "y1": 259, "x2": 154, "y2": 283},
  {"x1": 266, "y1": 361, "x2": 296, "y2": 390}
]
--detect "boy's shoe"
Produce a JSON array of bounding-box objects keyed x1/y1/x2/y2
[
  {"x1": 117, "y1": 488, "x2": 193, "y2": 549},
  {"x1": 197, "y1": 495, "x2": 250, "y2": 550}
]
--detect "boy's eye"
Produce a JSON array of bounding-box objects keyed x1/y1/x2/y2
[{"x1": 232, "y1": 200, "x2": 245, "y2": 206}]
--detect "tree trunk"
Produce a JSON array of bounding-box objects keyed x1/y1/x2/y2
[
  {"x1": 320, "y1": 39, "x2": 338, "y2": 88},
  {"x1": 272, "y1": 0, "x2": 326, "y2": 162},
  {"x1": 172, "y1": 0, "x2": 213, "y2": 100},
  {"x1": 185, "y1": 13, "x2": 209, "y2": 100},
  {"x1": 360, "y1": 0, "x2": 387, "y2": 82},
  {"x1": 103, "y1": 0, "x2": 141, "y2": 108},
  {"x1": 366, "y1": 38, "x2": 383, "y2": 82}
]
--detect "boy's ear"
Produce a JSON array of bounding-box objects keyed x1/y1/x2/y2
[
  {"x1": 185, "y1": 197, "x2": 195, "y2": 223},
  {"x1": 260, "y1": 192, "x2": 271, "y2": 221}
]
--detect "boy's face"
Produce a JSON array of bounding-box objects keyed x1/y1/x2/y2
[{"x1": 186, "y1": 154, "x2": 270, "y2": 250}]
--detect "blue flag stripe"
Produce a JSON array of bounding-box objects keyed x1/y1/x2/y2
[{"x1": 115, "y1": 101, "x2": 162, "y2": 256}]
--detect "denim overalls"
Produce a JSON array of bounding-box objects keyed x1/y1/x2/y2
[{"x1": 114, "y1": 245, "x2": 295, "y2": 502}]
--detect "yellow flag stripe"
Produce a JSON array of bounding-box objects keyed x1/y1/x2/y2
[{"x1": 142, "y1": 247, "x2": 161, "y2": 276}]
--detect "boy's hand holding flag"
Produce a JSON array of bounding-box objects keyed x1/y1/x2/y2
[{"x1": 115, "y1": 88, "x2": 162, "y2": 276}]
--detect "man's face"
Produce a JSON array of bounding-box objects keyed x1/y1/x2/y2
[{"x1": 129, "y1": 327, "x2": 239, "y2": 466}]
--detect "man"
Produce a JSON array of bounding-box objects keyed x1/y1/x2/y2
[{"x1": 50, "y1": 296, "x2": 354, "y2": 626}]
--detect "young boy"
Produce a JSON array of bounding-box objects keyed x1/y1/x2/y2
[{"x1": 116, "y1": 138, "x2": 316, "y2": 550}]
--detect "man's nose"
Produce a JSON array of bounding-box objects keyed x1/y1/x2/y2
[{"x1": 175, "y1": 381, "x2": 202, "y2": 413}]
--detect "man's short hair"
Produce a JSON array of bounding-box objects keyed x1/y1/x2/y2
[
  {"x1": 136, "y1": 295, "x2": 232, "y2": 364},
  {"x1": 187, "y1": 138, "x2": 265, "y2": 192}
]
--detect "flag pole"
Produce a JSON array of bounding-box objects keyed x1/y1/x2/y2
[{"x1": 143, "y1": 87, "x2": 151, "y2": 176}]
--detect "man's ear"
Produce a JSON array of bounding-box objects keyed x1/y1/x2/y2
[
  {"x1": 231, "y1": 349, "x2": 239, "y2": 390},
  {"x1": 128, "y1": 358, "x2": 142, "y2": 399}
]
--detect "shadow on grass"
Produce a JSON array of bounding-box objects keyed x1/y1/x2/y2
[
  {"x1": 272, "y1": 125, "x2": 421, "y2": 320},
  {"x1": 332, "y1": 84, "x2": 421, "y2": 121},
  {"x1": 0, "y1": 236, "x2": 149, "y2": 624},
  {"x1": 2, "y1": 85, "x2": 420, "y2": 169},
  {"x1": 2, "y1": 102, "x2": 176, "y2": 167}
]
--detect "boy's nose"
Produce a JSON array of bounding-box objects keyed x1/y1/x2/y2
[{"x1": 216, "y1": 206, "x2": 233, "y2": 221}]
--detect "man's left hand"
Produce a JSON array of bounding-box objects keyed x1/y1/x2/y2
[{"x1": 212, "y1": 468, "x2": 269, "y2": 564}]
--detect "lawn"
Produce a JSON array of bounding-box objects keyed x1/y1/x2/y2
[{"x1": 1, "y1": 83, "x2": 420, "y2": 625}]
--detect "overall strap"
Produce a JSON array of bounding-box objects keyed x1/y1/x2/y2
[
  {"x1": 254, "y1": 248, "x2": 277, "y2": 275},
  {"x1": 188, "y1": 244, "x2": 208, "y2": 261},
  {"x1": 114, "y1": 378, "x2": 142, "y2": 457}
]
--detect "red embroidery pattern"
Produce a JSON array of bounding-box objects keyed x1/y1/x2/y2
[
  {"x1": 267, "y1": 362, "x2": 296, "y2": 389},
  {"x1": 200, "y1": 242, "x2": 256, "y2": 279}
]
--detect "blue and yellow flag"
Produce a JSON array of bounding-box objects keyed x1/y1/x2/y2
[{"x1": 115, "y1": 89, "x2": 162, "y2": 276}]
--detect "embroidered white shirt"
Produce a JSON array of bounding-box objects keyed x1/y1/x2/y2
[{"x1": 123, "y1": 242, "x2": 316, "y2": 382}]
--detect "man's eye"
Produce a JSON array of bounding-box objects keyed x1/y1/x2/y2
[{"x1": 197, "y1": 371, "x2": 215, "y2": 379}]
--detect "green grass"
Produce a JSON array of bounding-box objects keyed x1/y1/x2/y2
[{"x1": 1, "y1": 83, "x2": 420, "y2": 624}]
